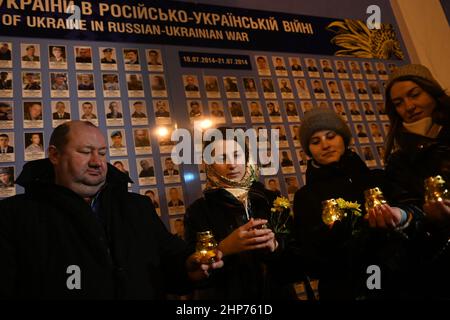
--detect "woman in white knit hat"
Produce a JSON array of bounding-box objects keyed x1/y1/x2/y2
[{"x1": 384, "y1": 64, "x2": 450, "y2": 298}]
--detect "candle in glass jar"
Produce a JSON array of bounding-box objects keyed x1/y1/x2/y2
[
  {"x1": 364, "y1": 187, "x2": 387, "y2": 212},
  {"x1": 424, "y1": 175, "x2": 449, "y2": 203},
  {"x1": 196, "y1": 230, "x2": 218, "y2": 264},
  {"x1": 322, "y1": 199, "x2": 344, "y2": 227}
]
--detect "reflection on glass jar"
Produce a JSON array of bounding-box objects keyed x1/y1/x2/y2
[
  {"x1": 364, "y1": 187, "x2": 387, "y2": 212},
  {"x1": 196, "y1": 230, "x2": 218, "y2": 264},
  {"x1": 424, "y1": 175, "x2": 449, "y2": 203},
  {"x1": 322, "y1": 199, "x2": 344, "y2": 227}
]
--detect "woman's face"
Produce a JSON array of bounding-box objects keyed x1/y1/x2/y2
[
  {"x1": 309, "y1": 130, "x2": 345, "y2": 165},
  {"x1": 390, "y1": 80, "x2": 437, "y2": 123},
  {"x1": 210, "y1": 139, "x2": 246, "y2": 181}
]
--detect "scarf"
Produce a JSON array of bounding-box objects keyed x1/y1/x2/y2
[
  {"x1": 403, "y1": 117, "x2": 442, "y2": 138},
  {"x1": 204, "y1": 161, "x2": 259, "y2": 218}
]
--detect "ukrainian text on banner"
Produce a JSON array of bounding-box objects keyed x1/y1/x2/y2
[{"x1": 0, "y1": 0, "x2": 403, "y2": 59}]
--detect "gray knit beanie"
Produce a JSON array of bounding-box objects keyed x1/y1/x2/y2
[
  {"x1": 300, "y1": 107, "x2": 352, "y2": 156},
  {"x1": 385, "y1": 64, "x2": 442, "y2": 91}
]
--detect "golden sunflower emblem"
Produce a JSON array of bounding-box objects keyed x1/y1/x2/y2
[{"x1": 327, "y1": 19, "x2": 404, "y2": 60}]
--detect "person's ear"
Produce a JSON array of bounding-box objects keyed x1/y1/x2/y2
[{"x1": 48, "y1": 145, "x2": 60, "y2": 165}]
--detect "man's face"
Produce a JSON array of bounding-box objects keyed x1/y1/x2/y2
[
  {"x1": 149, "y1": 51, "x2": 158, "y2": 62},
  {"x1": 26, "y1": 47, "x2": 35, "y2": 56},
  {"x1": 126, "y1": 51, "x2": 137, "y2": 61},
  {"x1": 50, "y1": 123, "x2": 108, "y2": 198},
  {"x1": 0, "y1": 136, "x2": 8, "y2": 147},
  {"x1": 55, "y1": 76, "x2": 65, "y2": 85},
  {"x1": 211, "y1": 103, "x2": 219, "y2": 111},
  {"x1": 135, "y1": 130, "x2": 147, "y2": 141},
  {"x1": 0, "y1": 44, "x2": 8, "y2": 53},
  {"x1": 0, "y1": 173, "x2": 10, "y2": 185},
  {"x1": 169, "y1": 188, "x2": 179, "y2": 201},
  {"x1": 26, "y1": 74, "x2": 35, "y2": 83},
  {"x1": 134, "y1": 103, "x2": 144, "y2": 113},
  {"x1": 191, "y1": 103, "x2": 200, "y2": 112},
  {"x1": 157, "y1": 102, "x2": 166, "y2": 112},
  {"x1": 186, "y1": 76, "x2": 195, "y2": 85},
  {"x1": 165, "y1": 159, "x2": 174, "y2": 170},
  {"x1": 109, "y1": 102, "x2": 118, "y2": 112},
  {"x1": 53, "y1": 48, "x2": 62, "y2": 58},
  {"x1": 81, "y1": 75, "x2": 91, "y2": 85},
  {"x1": 1, "y1": 73, "x2": 7, "y2": 80},
  {"x1": 251, "y1": 103, "x2": 258, "y2": 112},
  {"x1": 29, "y1": 104, "x2": 42, "y2": 118},
  {"x1": 56, "y1": 102, "x2": 65, "y2": 113},
  {"x1": 82, "y1": 103, "x2": 93, "y2": 115},
  {"x1": 141, "y1": 161, "x2": 150, "y2": 170},
  {"x1": 104, "y1": 51, "x2": 112, "y2": 59},
  {"x1": 112, "y1": 135, "x2": 122, "y2": 145},
  {"x1": 79, "y1": 48, "x2": 90, "y2": 58},
  {"x1": 31, "y1": 134, "x2": 40, "y2": 145}
]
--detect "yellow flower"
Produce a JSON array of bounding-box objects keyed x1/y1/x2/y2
[{"x1": 273, "y1": 197, "x2": 290, "y2": 211}]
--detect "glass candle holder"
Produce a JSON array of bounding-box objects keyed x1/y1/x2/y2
[
  {"x1": 322, "y1": 199, "x2": 344, "y2": 227},
  {"x1": 364, "y1": 187, "x2": 387, "y2": 212},
  {"x1": 425, "y1": 175, "x2": 449, "y2": 203},
  {"x1": 196, "y1": 230, "x2": 218, "y2": 264}
]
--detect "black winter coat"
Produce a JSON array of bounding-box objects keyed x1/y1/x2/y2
[
  {"x1": 184, "y1": 182, "x2": 296, "y2": 300},
  {"x1": 386, "y1": 126, "x2": 450, "y2": 299},
  {"x1": 0, "y1": 159, "x2": 192, "y2": 299},
  {"x1": 293, "y1": 151, "x2": 420, "y2": 300}
]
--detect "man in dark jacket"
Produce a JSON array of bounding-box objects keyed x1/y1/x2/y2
[{"x1": 0, "y1": 121, "x2": 222, "y2": 299}]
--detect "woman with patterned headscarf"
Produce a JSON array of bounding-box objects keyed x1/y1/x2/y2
[{"x1": 184, "y1": 127, "x2": 296, "y2": 300}]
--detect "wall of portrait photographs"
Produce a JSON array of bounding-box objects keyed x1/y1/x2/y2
[{"x1": 0, "y1": 36, "x2": 406, "y2": 236}]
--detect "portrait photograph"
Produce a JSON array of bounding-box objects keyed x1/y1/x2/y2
[
  {"x1": 165, "y1": 185, "x2": 185, "y2": 215},
  {"x1": 255, "y1": 55, "x2": 271, "y2": 76},
  {"x1": 51, "y1": 100, "x2": 71, "y2": 127},
  {"x1": 126, "y1": 73, "x2": 144, "y2": 97},
  {"x1": 23, "y1": 101, "x2": 43, "y2": 128},
  {"x1": 136, "y1": 158, "x2": 156, "y2": 186},
  {"x1": 105, "y1": 100, "x2": 124, "y2": 127},
  {"x1": 0, "y1": 42, "x2": 12, "y2": 68},
  {"x1": 123, "y1": 48, "x2": 141, "y2": 71},
  {"x1": 153, "y1": 99, "x2": 171, "y2": 124},
  {"x1": 243, "y1": 77, "x2": 259, "y2": 99},
  {"x1": 146, "y1": 49, "x2": 164, "y2": 72},
  {"x1": 294, "y1": 78, "x2": 311, "y2": 99},
  {"x1": 288, "y1": 57, "x2": 304, "y2": 77},
  {"x1": 203, "y1": 75, "x2": 220, "y2": 98},
  {"x1": 149, "y1": 74, "x2": 167, "y2": 98},
  {"x1": 48, "y1": 45, "x2": 67, "y2": 69},
  {"x1": 0, "y1": 71, "x2": 13, "y2": 97},
  {"x1": 0, "y1": 132, "x2": 15, "y2": 163},
  {"x1": 273, "y1": 56, "x2": 288, "y2": 76},
  {"x1": 50, "y1": 72, "x2": 69, "y2": 98},
  {"x1": 21, "y1": 43, "x2": 40, "y2": 68},
  {"x1": 187, "y1": 100, "x2": 203, "y2": 122},
  {"x1": 162, "y1": 156, "x2": 181, "y2": 184},
  {"x1": 320, "y1": 59, "x2": 335, "y2": 78},
  {"x1": 102, "y1": 73, "x2": 121, "y2": 98},
  {"x1": 0, "y1": 101, "x2": 13, "y2": 128},
  {"x1": 74, "y1": 46, "x2": 93, "y2": 70},
  {"x1": 22, "y1": 72, "x2": 42, "y2": 98},
  {"x1": 248, "y1": 100, "x2": 264, "y2": 123},
  {"x1": 0, "y1": 166, "x2": 15, "y2": 198},
  {"x1": 24, "y1": 132, "x2": 45, "y2": 161},
  {"x1": 107, "y1": 129, "x2": 127, "y2": 157},
  {"x1": 99, "y1": 47, "x2": 118, "y2": 70},
  {"x1": 78, "y1": 101, "x2": 99, "y2": 126},
  {"x1": 76, "y1": 73, "x2": 95, "y2": 98},
  {"x1": 208, "y1": 100, "x2": 226, "y2": 124},
  {"x1": 335, "y1": 60, "x2": 349, "y2": 79},
  {"x1": 183, "y1": 74, "x2": 200, "y2": 98},
  {"x1": 130, "y1": 100, "x2": 148, "y2": 126},
  {"x1": 228, "y1": 101, "x2": 245, "y2": 123},
  {"x1": 284, "y1": 101, "x2": 300, "y2": 122},
  {"x1": 277, "y1": 78, "x2": 294, "y2": 99},
  {"x1": 305, "y1": 58, "x2": 320, "y2": 77},
  {"x1": 133, "y1": 128, "x2": 152, "y2": 155}
]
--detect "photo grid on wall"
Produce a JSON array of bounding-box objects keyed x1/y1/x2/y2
[{"x1": 0, "y1": 38, "x2": 402, "y2": 230}]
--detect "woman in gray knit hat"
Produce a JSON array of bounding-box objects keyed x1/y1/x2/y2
[
  {"x1": 384, "y1": 63, "x2": 450, "y2": 298},
  {"x1": 293, "y1": 107, "x2": 420, "y2": 300}
]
